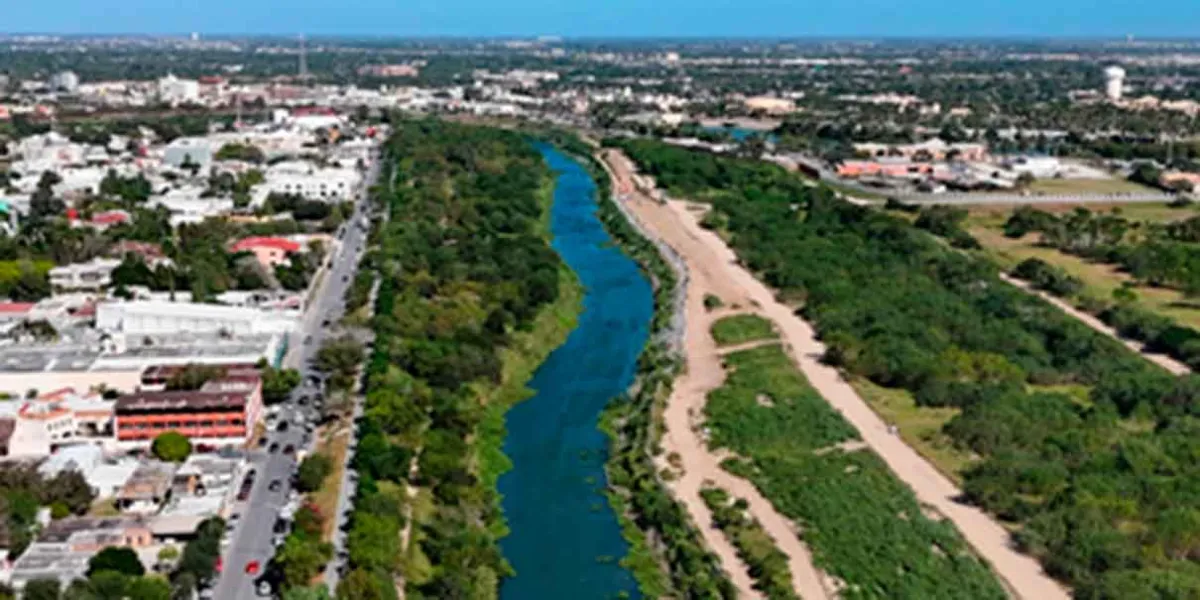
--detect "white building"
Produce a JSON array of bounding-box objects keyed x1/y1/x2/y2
[
  {"x1": 1105, "y1": 66, "x2": 1127, "y2": 102},
  {"x1": 259, "y1": 161, "x2": 361, "y2": 202},
  {"x1": 49, "y1": 71, "x2": 80, "y2": 94},
  {"x1": 49, "y1": 258, "x2": 121, "y2": 291},
  {"x1": 0, "y1": 402, "x2": 78, "y2": 459},
  {"x1": 162, "y1": 137, "x2": 217, "y2": 171},
  {"x1": 95, "y1": 300, "x2": 297, "y2": 337},
  {"x1": 157, "y1": 74, "x2": 200, "y2": 105}
]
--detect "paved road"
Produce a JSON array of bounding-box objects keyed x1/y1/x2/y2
[{"x1": 212, "y1": 151, "x2": 380, "y2": 600}]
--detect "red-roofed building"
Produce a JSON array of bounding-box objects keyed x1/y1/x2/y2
[
  {"x1": 231, "y1": 236, "x2": 302, "y2": 268},
  {"x1": 70, "y1": 209, "x2": 131, "y2": 232},
  {"x1": 0, "y1": 302, "x2": 35, "y2": 323}
]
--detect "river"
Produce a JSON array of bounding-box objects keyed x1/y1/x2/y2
[{"x1": 497, "y1": 143, "x2": 652, "y2": 599}]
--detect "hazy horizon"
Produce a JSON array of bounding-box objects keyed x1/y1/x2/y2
[{"x1": 8, "y1": 0, "x2": 1200, "y2": 39}]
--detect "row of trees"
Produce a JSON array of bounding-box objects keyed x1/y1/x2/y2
[
  {"x1": 339, "y1": 120, "x2": 567, "y2": 599},
  {"x1": 616, "y1": 138, "x2": 1200, "y2": 597}
]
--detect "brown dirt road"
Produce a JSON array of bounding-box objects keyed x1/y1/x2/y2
[
  {"x1": 602, "y1": 148, "x2": 1070, "y2": 600},
  {"x1": 1001, "y1": 274, "x2": 1190, "y2": 375},
  {"x1": 604, "y1": 150, "x2": 833, "y2": 600}
]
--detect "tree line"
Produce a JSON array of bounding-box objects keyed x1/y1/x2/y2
[{"x1": 338, "y1": 119, "x2": 567, "y2": 600}]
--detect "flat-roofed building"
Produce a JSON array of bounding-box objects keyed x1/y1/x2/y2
[
  {"x1": 96, "y1": 300, "x2": 297, "y2": 337},
  {"x1": 9, "y1": 516, "x2": 153, "y2": 590},
  {"x1": 114, "y1": 373, "x2": 262, "y2": 448}
]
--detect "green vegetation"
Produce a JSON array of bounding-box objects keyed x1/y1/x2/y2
[
  {"x1": 710, "y1": 314, "x2": 778, "y2": 347},
  {"x1": 341, "y1": 120, "x2": 577, "y2": 600},
  {"x1": 703, "y1": 293, "x2": 725, "y2": 311},
  {"x1": 997, "y1": 206, "x2": 1200, "y2": 368},
  {"x1": 708, "y1": 344, "x2": 1003, "y2": 598},
  {"x1": 296, "y1": 453, "x2": 335, "y2": 493},
  {"x1": 150, "y1": 431, "x2": 191, "y2": 463},
  {"x1": 617, "y1": 138, "x2": 1200, "y2": 597},
  {"x1": 314, "y1": 336, "x2": 366, "y2": 391},
  {"x1": 700, "y1": 487, "x2": 799, "y2": 600},
  {"x1": 171, "y1": 516, "x2": 225, "y2": 594},
  {"x1": 88, "y1": 547, "x2": 146, "y2": 578},
  {"x1": 275, "y1": 503, "x2": 334, "y2": 590},
  {"x1": 214, "y1": 142, "x2": 266, "y2": 163}
]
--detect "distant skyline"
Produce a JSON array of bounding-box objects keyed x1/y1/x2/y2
[{"x1": 7, "y1": 0, "x2": 1200, "y2": 39}]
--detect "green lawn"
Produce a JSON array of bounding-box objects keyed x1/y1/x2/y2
[
  {"x1": 1026, "y1": 177, "x2": 1156, "y2": 195},
  {"x1": 710, "y1": 314, "x2": 779, "y2": 347},
  {"x1": 850, "y1": 379, "x2": 977, "y2": 484},
  {"x1": 970, "y1": 226, "x2": 1200, "y2": 331}
]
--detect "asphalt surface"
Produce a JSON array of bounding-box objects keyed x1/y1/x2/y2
[{"x1": 212, "y1": 152, "x2": 380, "y2": 600}]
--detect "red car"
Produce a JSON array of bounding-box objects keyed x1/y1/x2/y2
[{"x1": 245, "y1": 560, "x2": 261, "y2": 575}]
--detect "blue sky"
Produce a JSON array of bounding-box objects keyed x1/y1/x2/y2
[{"x1": 6, "y1": 0, "x2": 1200, "y2": 38}]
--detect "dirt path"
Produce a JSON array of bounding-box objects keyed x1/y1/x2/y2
[
  {"x1": 645, "y1": 194, "x2": 1069, "y2": 600},
  {"x1": 1001, "y1": 274, "x2": 1190, "y2": 375},
  {"x1": 603, "y1": 151, "x2": 834, "y2": 600}
]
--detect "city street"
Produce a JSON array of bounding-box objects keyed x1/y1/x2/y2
[{"x1": 212, "y1": 152, "x2": 380, "y2": 600}]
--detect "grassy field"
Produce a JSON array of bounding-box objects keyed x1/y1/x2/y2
[
  {"x1": 710, "y1": 314, "x2": 780, "y2": 347},
  {"x1": 1025, "y1": 177, "x2": 1157, "y2": 195},
  {"x1": 970, "y1": 226, "x2": 1200, "y2": 330},
  {"x1": 965, "y1": 201, "x2": 1197, "y2": 230},
  {"x1": 705, "y1": 345, "x2": 1007, "y2": 598},
  {"x1": 849, "y1": 379, "x2": 977, "y2": 484},
  {"x1": 312, "y1": 422, "x2": 352, "y2": 541}
]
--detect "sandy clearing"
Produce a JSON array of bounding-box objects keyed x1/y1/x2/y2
[
  {"x1": 1000, "y1": 273, "x2": 1190, "y2": 375},
  {"x1": 603, "y1": 150, "x2": 834, "y2": 600}
]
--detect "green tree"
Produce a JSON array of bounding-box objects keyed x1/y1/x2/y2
[
  {"x1": 281, "y1": 584, "x2": 332, "y2": 600},
  {"x1": 261, "y1": 367, "x2": 302, "y2": 404},
  {"x1": 88, "y1": 546, "x2": 146, "y2": 577},
  {"x1": 336, "y1": 569, "x2": 398, "y2": 600},
  {"x1": 22, "y1": 579, "x2": 61, "y2": 600},
  {"x1": 124, "y1": 577, "x2": 171, "y2": 600},
  {"x1": 295, "y1": 454, "x2": 333, "y2": 493},
  {"x1": 274, "y1": 535, "x2": 332, "y2": 589},
  {"x1": 165, "y1": 364, "x2": 226, "y2": 391},
  {"x1": 151, "y1": 431, "x2": 191, "y2": 463}
]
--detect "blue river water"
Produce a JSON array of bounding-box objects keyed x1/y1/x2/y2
[{"x1": 497, "y1": 143, "x2": 651, "y2": 600}]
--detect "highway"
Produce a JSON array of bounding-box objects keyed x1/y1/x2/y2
[{"x1": 211, "y1": 150, "x2": 380, "y2": 600}]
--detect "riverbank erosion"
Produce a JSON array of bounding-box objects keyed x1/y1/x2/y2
[{"x1": 336, "y1": 120, "x2": 582, "y2": 600}]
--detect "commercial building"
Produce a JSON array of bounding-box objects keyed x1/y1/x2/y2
[
  {"x1": 114, "y1": 372, "x2": 263, "y2": 448},
  {"x1": 157, "y1": 74, "x2": 200, "y2": 105},
  {"x1": 259, "y1": 160, "x2": 361, "y2": 202},
  {"x1": 96, "y1": 300, "x2": 297, "y2": 337},
  {"x1": 162, "y1": 137, "x2": 217, "y2": 171},
  {"x1": 853, "y1": 139, "x2": 988, "y2": 162}
]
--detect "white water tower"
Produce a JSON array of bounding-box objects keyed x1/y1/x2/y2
[{"x1": 1104, "y1": 66, "x2": 1126, "y2": 101}]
